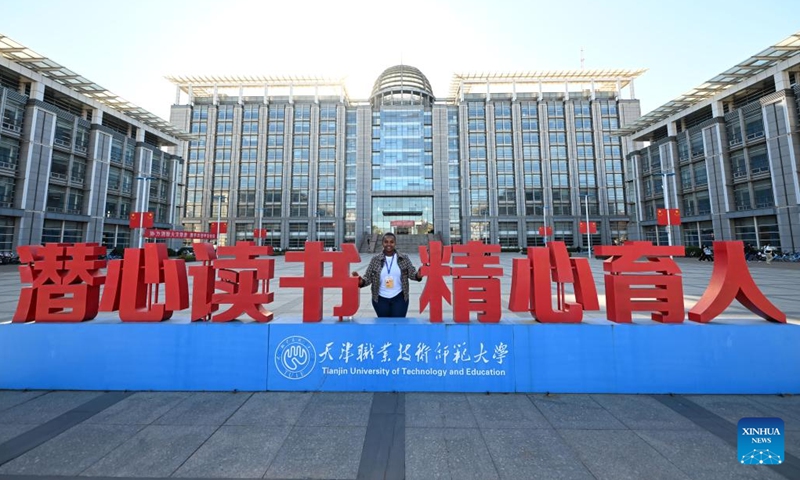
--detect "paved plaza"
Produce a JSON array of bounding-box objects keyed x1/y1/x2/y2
[{"x1": 0, "y1": 252, "x2": 799, "y2": 478}]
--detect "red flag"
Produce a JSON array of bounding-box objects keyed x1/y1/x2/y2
[
  {"x1": 129, "y1": 212, "x2": 154, "y2": 229},
  {"x1": 253, "y1": 228, "x2": 267, "y2": 238},
  {"x1": 210, "y1": 222, "x2": 228, "y2": 234},
  {"x1": 538, "y1": 226, "x2": 553, "y2": 236},
  {"x1": 657, "y1": 209, "x2": 681, "y2": 226},
  {"x1": 579, "y1": 222, "x2": 597, "y2": 234}
]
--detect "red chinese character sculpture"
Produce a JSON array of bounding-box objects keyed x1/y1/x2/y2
[
  {"x1": 14, "y1": 243, "x2": 106, "y2": 322},
  {"x1": 99, "y1": 243, "x2": 189, "y2": 322},
  {"x1": 418, "y1": 241, "x2": 452, "y2": 323},
  {"x1": 594, "y1": 241, "x2": 685, "y2": 323},
  {"x1": 191, "y1": 241, "x2": 275, "y2": 322},
  {"x1": 688, "y1": 241, "x2": 785, "y2": 323},
  {"x1": 451, "y1": 241, "x2": 502, "y2": 323},
  {"x1": 508, "y1": 242, "x2": 598, "y2": 323},
  {"x1": 279, "y1": 242, "x2": 360, "y2": 322}
]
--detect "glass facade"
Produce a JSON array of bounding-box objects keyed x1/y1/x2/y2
[{"x1": 169, "y1": 65, "x2": 646, "y2": 251}]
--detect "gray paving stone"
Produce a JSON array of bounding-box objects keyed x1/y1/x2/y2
[
  {"x1": 467, "y1": 393, "x2": 551, "y2": 429},
  {"x1": 152, "y1": 391, "x2": 251, "y2": 426},
  {"x1": 635, "y1": 428, "x2": 785, "y2": 480},
  {"x1": 173, "y1": 425, "x2": 292, "y2": 478},
  {"x1": 560, "y1": 429, "x2": 691, "y2": 480},
  {"x1": 224, "y1": 392, "x2": 312, "y2": 426},
  {"x1": 264, "y1": 426, "x2": 366, "y2": 479},
  {"x1": 294, "y1": 392, "x2": 373, "y2": 427},
  {"x1": 0, "y1": 423, "x2": 35, "y2": 444},
  {"x1": 84, "y1": 391, "x2": 189, "y2": 425},
  {"x1": 0, "y1": 423, "x2": 141, "y2": 476},
  {"x1": 80, "y1": 424, "x2": 217, "y2": 477},
  {"x1": 405, "y1": 393, "x2": 478, "y2": 428},
  {"x1": 405, "y1": 427, "x2": 498, "y2": 480},
  {"x1": 0, "y1": 391, "x2": 101, "y2": 425},
  {"x1": 530, "y1": 394, "x2": 627, "y2": 430},
  {"x1": 785, "y1": 429, "x2": 800, "y2": 456},
  {"x1": 743, "y1": 395, "x2": 800, "y2": 429},
  {"x1": 0, "y1": 391, "x2": 47, "y2": 413},
  {"x1": 591, "y1": 395, "x2": 700, "y2": 430},
  {"x1": 482, "y1": 428, "x2": 594, "y2": 479},
  {"x1": 686, "y1": 395, "x2": 789, "y2": 429}
]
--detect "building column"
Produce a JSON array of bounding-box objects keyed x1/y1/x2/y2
[{"x1": 15, "y1": 104, "x2": 56, "y2": 246}]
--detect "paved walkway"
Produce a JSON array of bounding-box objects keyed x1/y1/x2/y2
[{"x1": 0, "y1": 252, "x2": 798, "y2": 478}]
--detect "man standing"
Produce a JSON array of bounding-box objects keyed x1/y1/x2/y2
[{"x1": 352, "y1": 233, "x2": 423, "y2": 317}]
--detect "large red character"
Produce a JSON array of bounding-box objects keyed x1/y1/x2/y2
[
  {"x1": 418, "y1": 241, "x2": 452, "y2": 323},
  {"x1": 100, "y1": 243, "x2": 189, "y2": 322},
  {"x1": 594, "y1": 242, "x2": 685, "y2": 323},
  {"x1": 188, "y1": 241, "x2": 275, "y2": 322},
  {"x1": 689, "y1": 241, "x2": 785, "y2": 323},
  {"x1": 508, "y1": 242, "x2": 599, "y2": 323},
  {"x1": 279, "y1": 242, "x2": 360, "y2": 322},
  {"x1": 450, "y1": 241, "x2": 502, "y2": 323},
  {"x1": 14, "y1": 243, "x2": 106, "y2": 322}
]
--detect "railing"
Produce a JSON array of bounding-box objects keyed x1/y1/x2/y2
[
  {"x1": 732, "y1": 170, "x2": 747, "y2": 179},
  {"x1": 53, "y1": 138, "x2": 71, "y2": 149},
  {"x1": 70, "y1": 176, "x2": 84, "y2": 185},
  {"x1": 729, "y1": 136, "x2": 743, "y2": 147},
  {"x1": 751, "y1": 166, "x2": 770, "y2": 175},
  {"x1": 1, "y1": 121, "x2": 21, "y2": 133},
  {"x1": 746, "y1": 131, "x2": 764, "y2": 141},
  {"x1": 0, "y1": 160, "x2": 18, "y2": 171},
  {"x1": 50, "y1": 172, "x2": 67, "y2": 180}
]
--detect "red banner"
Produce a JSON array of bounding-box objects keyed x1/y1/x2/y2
[
  {"x1": 390, "y1": 220, "x2": 415, "y2": 227},
  {"x1": 210, "y1": 222, "x2": 228, "y2": 234},
  {"x1": 579, "y1": 221, "x2": 598, "y2": 234},
  {"x1": 657, "y1": 208, "x2": 681, "y2": 226},
  {"x1": 129, "y1": 212, "x2": 154, "y2": 229},
  {"x1": 538, "y1": 226, "x2": 553, "y2": 236},
  {"x1": 144, "y1": 229, "x2": 215, "y2": 239}
]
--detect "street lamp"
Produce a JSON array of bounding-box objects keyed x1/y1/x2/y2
[
  {"x1": 213, "y1": 194, "x2": 226, "y2": 247},
  {"x1": 542, "y1": 204, "x2": 548, "y2": 246},
  {"x1": 135, "y1": 175, "x2": 155, "y2": 248},
  {"x1": 315, "y1": 210, "x2": 321, "y2": 243},
  {"x1": 661, "y1": 172, "x2": 676, "y2": 246},
  {"x1": 584, "y1": 194, "x2": 592, "y2": 259}
]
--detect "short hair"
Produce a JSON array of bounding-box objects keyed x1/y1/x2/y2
[{"x1": 382, "y1": 232, "x2": 396, "y2": 241}]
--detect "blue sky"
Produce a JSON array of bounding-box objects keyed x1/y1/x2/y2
[{"x1": 1, "y1": 0, "x2": 798, "y2": 120}]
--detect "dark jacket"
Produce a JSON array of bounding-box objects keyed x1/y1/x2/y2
[{"x1": 360, "y1": 251, "x2": 421, "y2": 302}]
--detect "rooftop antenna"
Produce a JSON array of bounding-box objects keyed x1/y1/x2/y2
[{"x1": 580, "y1": 47, "x2": 585, "y2": 69}]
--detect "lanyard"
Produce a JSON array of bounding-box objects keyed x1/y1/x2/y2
[{"x1": 385, "y1": 254, "x2": 395, "y2": 275}]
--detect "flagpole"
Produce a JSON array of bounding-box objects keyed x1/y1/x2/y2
[{"x1": 585, "y1": 194, "x2": 591, "y2": 259}]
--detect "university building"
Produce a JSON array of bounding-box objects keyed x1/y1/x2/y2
[
  {"x1": 622, "y1": 31, "x2": 800, "y2": 252},
  {"x1": 169, "y1": 67, "x2": 643, "y2": 251},
  {"x1": 0, "y1": 34, "x2": 185, "y2": 252}
]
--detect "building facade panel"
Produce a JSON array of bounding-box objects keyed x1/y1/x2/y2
[
  {"x1": 624, "y1": 31, "x2": 800, "y2": 254},
  {"x1": 0, "y1": 35, "x2": 184, "y2": 253},
  {"x1": 168, "y1": 68, "x2": 643, "y2": 251}
]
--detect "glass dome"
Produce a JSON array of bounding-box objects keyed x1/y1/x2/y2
[{"x1": 370, "y1": 65, "x2": 434, "y2": 106}]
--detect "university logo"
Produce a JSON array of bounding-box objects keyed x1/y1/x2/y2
[
  {"x1": 274, "y1": 336, "x2": 317, "y2": 380},
  {"x1": 738, "y1": 417, "x2": 784, "y2": 465}
]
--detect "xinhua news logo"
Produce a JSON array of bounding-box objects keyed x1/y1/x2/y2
[{"x1": 738, "y1": 417, "x2": 784, "y2": 465}]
